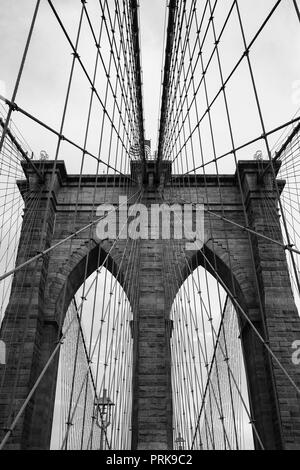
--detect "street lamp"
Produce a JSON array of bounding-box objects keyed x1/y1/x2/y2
[{"x1": 95, "y1": 388, "x2": 115, "y2": 450}]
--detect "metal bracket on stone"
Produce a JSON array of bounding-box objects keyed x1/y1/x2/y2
[
  {"x1": 165, "y1": 319, "x2": 174, "y2": 338},
  {"x1": 129, "y1": 320, "x2": 136, "y2": 339}
]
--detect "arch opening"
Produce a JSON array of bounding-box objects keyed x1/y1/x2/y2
[
  {"x1": 50, "y1": 265, "x2": 133, "y2": 450},
  {"x1": 170, "y1": 264, "x2": 255, "y2": 450}
]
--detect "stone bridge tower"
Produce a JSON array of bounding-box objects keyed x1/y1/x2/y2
[{"x1": 0, "y1": 159, "x2": 300, "y2": 450}]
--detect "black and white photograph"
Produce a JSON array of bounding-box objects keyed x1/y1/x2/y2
[{"x1": 0, "y1": 0, "x2": 300, "y2": 457}]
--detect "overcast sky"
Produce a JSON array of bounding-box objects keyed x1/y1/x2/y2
[{"x1": 0, "y1": 0, "x2": 299, "y2": 174}]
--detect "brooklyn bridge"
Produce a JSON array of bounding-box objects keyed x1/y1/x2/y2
[{"x1": 0, "y1": 0, "x2": 300, "y2": 450}]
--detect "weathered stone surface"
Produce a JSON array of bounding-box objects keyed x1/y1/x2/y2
[{"x1": 0, "y1": 160, "x2": 300, "y2": 450}]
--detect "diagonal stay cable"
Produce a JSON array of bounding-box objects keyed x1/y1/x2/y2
[
  {"x1": 0, "y1": 190, "x2": 140, "y2": 283},
  {"x1": 46, "y1": 0, "x2": 139, "y2": 162},
  {"x1": 0, "y1": 1, "x2": 40, "y2": 157},
  {"x1": 0, "y1": 93, "x2": 135, "y2": 182},
  {"x1": 0, "y1": 187, "x2": 142, "y2": 450},
  {"x1": 167, "y1": 198, "x2": 300, "y2": 400},
  {"x1": 170, "y1": 115, "x2": 300, "y2": 179}
]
